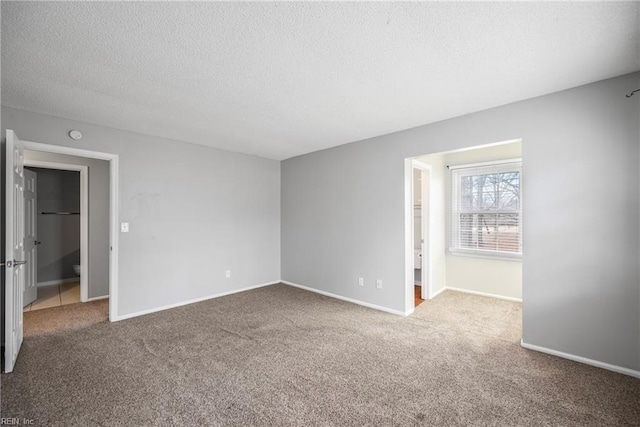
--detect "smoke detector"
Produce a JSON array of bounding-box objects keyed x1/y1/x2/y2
[{"x1": 69, "y1": 130, "x2": 83, "y2": 140}]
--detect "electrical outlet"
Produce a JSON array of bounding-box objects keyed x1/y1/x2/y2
[
  {"x1": 358, "y1": 277, "x2": 364, "y2": 287},
  {"x1": 376, "y1": 279, "x2": 382, "y2": 289},
  {"x1": 226, "y1": 270, "x2": 231, "y2": 278}
]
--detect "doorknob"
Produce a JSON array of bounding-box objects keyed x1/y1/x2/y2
[
  {"x1": 35, "y1": 241, "x2": 42, "y2": 245},
  {"x1": 6, "y1": 260, "x2": 27, "y2": 268}
]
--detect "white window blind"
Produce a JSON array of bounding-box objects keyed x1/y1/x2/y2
[{"x1": 449, "y1": 159, "x2": 522, "y2": 259}]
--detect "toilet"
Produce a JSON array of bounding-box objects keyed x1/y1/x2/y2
[{"x1": 73, "y1": 264, "x2": 81, "y2": 276}]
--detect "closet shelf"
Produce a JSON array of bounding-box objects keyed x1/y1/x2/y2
[{"x1": 40, "y1": 212, "x2": 80, "y2": 215}]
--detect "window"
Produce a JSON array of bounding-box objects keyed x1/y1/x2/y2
[{"x1": 450, "y1": 159, "x2": 522, "y2": 259}]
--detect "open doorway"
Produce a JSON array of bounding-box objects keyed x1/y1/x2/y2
[
  {"x1": 405, "y1": 139, "x2": 523, "y2": 315},
  {"x1": 22, "y1": 166, "x2": 86, "y2": 311},
  {"x1": 20, "y1": 151, "x2": 111, "y2": 334}
]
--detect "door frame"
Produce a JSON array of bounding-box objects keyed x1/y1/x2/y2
[
  {"x1": 18, "y1": 138, "x2": 119, "y2": 321},
  {"x1": 24, "y1": 160, "x2": 89, "y2": 302}
]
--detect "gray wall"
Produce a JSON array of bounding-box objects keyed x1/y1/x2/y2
[
  {"x1": 25, "y1": 153, "x2": 110, "y2": 299},
  {"x1": 282, "y1": 72, "x2": 640, "y2": 371},
  {"x1": 2, "y1": 106, "x2": 281, "y2": 316},
  {"x1": 26, "y1": 167, "x2": 81, "y2": 284}
]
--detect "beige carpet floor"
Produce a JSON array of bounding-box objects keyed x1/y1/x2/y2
[
  {"x1": 23, "y1": 299, "x2": 109, "y2": 337},
  {"x1": 2, "y1": 284, "x2": 639, "y2": 426}
]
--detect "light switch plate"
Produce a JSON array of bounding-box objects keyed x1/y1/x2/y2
[{"x1": 121, "y1": 222, "x2": 129, "y2": 233}]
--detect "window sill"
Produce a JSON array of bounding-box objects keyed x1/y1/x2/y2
[{"x1": 448, "y1": 248, "x2": 522, "y2": 262}]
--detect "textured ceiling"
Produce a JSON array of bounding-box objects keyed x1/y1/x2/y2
[{"x1": 2, "y1": 2, "x2": 639, "y2": 160}]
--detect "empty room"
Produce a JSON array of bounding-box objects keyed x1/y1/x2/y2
[{"x1": 1, "y1": 2, "x2": 639, "y2": 426}]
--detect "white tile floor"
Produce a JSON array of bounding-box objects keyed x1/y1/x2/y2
[{"x1": 23, "y1": 282, "x2": 81, "y2": 312}]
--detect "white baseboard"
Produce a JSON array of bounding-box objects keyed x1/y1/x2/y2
[
  {"x1": 429, "y1": 286, "x2": 447, "y2": 299},
  {"x1": 446, "y1": 286, "x2": 522, "y2": 302},
  {"x1": 281, "y1": 280, "x2": 410, "y2": 317},
  {"x1": 37, "y1": 278, "x2": 79, "y2": 287},
  {"x1": 520, "y1": 340, "x2": 640, "y2": 379},
  {"x1": 87, "y1": 295, "x2": 109, "y2": 302},
  {"x1": 112, "y1": 280, "x2": 280, "y2": 322}
]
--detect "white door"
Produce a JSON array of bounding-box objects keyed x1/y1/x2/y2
[
  {"x1": 24, "y1": 169, "x2": 38, "y2": 306},
  {"x1": 5, "y1": 129, "x2": 26, "y2": 373}
]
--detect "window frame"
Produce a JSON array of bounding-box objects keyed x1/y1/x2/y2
[{"x1": 449, "y1": 159, "x2": 522, "y2": 261}]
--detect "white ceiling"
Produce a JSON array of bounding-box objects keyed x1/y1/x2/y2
[{"x1": 2, "y1": 2, "x2": 639, "y2": 160}]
